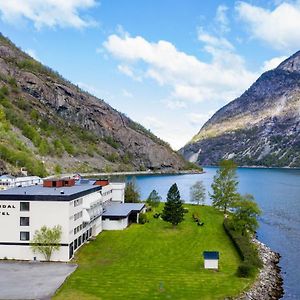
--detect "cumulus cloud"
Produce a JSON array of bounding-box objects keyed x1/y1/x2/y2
[
  {"x1": 118, "y1": 64, "x2": 142, "y2": 82},
  {"x1": 236, "y1": 1, "x2": 300, "y2": 51},
  {"x1": 262, "y1": 55, "x2": 288, "y2": 72},
  {"x1": 0, "y1": 0, "x2": 97, "y2": 29},
  {"x1": 103, "y1": 31, "x2": 258, "y2": 108}
]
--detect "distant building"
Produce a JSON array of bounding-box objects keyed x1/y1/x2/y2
[
  {"x1": 203, "y1": 251, "x2": 219, "y2": 269},
  {"x1": 0, "y1": 178, "x2": 145, "y2": 261},
  {"x1": 0, "y1": 175, "x2": 43, "y2": 190}
]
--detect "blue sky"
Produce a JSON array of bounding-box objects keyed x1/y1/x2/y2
[{"x1": 0, "y1": 0, "x2": 299, "y2": 149}]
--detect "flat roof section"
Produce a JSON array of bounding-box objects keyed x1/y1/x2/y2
[
  {"x1": 203, "y1": 251, "x2": 219, "y2": 260},
  {"x1": 103, "y1": 202, "x2": 145, "y2": 218},
  {"x1": 0, "y1": 183, "x2": 102, "y2": 202}
]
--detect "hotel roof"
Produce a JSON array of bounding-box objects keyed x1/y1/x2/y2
[
  {"x1": 0, "y1": 183, "x2": 102, "y2": 201},
  {"x1": 103, "y1": 202, "x2": 145, "y2": 218}
]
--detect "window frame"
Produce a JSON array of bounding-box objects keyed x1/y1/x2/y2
[
  {"x1": 20, "y1": 231, "x2": 30, "y2": 241},
  {"x1": 20, "y1": 217, "x2": 30, "y2": 226},
  {"x1": 20, "y1": 202, "x2": 30, "y2": 211}
]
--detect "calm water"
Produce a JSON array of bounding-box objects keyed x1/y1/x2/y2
[{"x1": 129, "y1": 167, "x2": 300, "y2": 299}]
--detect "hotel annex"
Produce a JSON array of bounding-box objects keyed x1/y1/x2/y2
[{"x1": 0, "y1": 178, "x2": 145, "y2": 261}]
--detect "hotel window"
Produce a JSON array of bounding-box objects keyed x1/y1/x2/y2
[
  {"x1": 20, "y1": 231, "x2": 30, "y2": 241},
  {"x1": 20, "y1": 202, "x2": 30, "y2": 211},
  {"x1": 20, "y1": 217, "x2": 29, "y2": 226}
]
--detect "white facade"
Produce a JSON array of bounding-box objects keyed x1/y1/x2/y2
[
  {"x1": 102, "y1": 217, "x2": 129, "y2": 230},
  {"x1": 0, "y1": 179, "x2": 144, "y2": 262},
  {"x1": 204, "y1": 259, "x2": 219, "y2": 269},
  {"x1": 0, "y1": 175, "x2": 43, "y2": 190}
]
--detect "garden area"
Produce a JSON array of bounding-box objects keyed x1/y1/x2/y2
[{"x1": 53, "y1": 204, "x2": 254, "y2": 300}]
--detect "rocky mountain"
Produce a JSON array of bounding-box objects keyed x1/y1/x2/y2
[
  {"x1": 180, "y1": 52, "x2": 300, "y2": 167},
  {"x1": 0, "y1": 34, "x2": 190, "y2": 176}
]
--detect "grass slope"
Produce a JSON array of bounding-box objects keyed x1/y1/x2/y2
[{"x1": 54, "y1": 205, "x2": 253, "y2": 300}]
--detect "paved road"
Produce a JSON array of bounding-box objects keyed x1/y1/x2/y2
[{"x1": 0, "y1": 261, "x2": 77, "y2": 299}]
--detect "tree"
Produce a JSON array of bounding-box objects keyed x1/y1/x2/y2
[
  {"x1": 31, "y1": 225, "x2": 62, "y2": 261},
  {"x1": 232, "y1": 194, "x2": 261, "y2": 236},
  {"x1": 162, "y1": 183, "x2": 185, "y2": 227},
  {"x1": 210, "y1": 160, "x2": 239, "y2": 214},
  {"x1": 190, "y1": 180, "x2": 206, "y2": 205},
  {"x1": 54, "y1": 164, "x2": 62, "y2": 175},
  {"x1": 125, "y1": 178, "x2": 140, "y2": 203},
  {"x1": 146, "y1": 189, "x2": 161, "y2": 209}
]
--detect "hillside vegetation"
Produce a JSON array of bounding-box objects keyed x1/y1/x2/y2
[{"x1": 0, "y1": 34, "x2": 192, "y2": 176}]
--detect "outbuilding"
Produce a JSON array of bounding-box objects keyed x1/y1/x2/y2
[{"x1": 203, "y1": 251, "x2": 219, "y2": 269}]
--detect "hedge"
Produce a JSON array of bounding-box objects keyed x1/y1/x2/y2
[{"x1": 223, "y1": 218, "x2": 262, "y2": 277}]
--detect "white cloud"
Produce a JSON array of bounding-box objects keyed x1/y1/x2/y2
[
  {"x1": 236, "y1": 1, "x2": 300, "y2": 51},
  {"x1": 262, "y1": 55, "x2": 288, "y2": 72},
  {"x1": 188, "y1": 111, "x2": 215, "y2": 127},
  {"x1": 103, "y1": 31, "x2": 257, "y2": 109},
  {"x1": 0, "y1": 0, "x2": 97, "y2": 29},
  {"x1": 118, "y1": 64, "x2": 142, "y2": 82},
  {"x1": 25, "y1": 48, "x2": 39, "y2": 61},
  {"x1": 215, "y1": 5, "x2": 230, "y2": 33},
  {"x1": 163, "y1": 99, "x2": 187, "y2": 110}
]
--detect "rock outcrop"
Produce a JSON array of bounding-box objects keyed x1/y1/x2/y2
[
  {"x1": 0, "y1": 34, "x2": 188, "y2": 175},
  {"x1": 236, "y1": 239, "x2": 284, "y2": 300},
  {"x1": 180, "y1": 52, "x2": 300, "y2": 167}
]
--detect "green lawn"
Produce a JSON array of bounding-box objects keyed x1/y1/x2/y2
[{"x1": 53, "y1": 205, "x2": 254, "y2": 300}]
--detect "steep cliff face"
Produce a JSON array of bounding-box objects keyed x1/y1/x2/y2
[
  {"x1": 180, "y1": 52, "x2": 300, "y2": 167},
  {"x1": 0, "y1": 34, "x2": 187, "y2": 176}
]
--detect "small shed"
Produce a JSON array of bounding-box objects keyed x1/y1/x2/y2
[{"x1": 203, "y1": 251, "x2": 219, "y2": 269}]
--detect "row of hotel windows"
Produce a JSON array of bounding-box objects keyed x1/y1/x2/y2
[
  {"x1": 74, "y1": 223, "x2": 83, "y2": 235},
  {"x1": 74, "y1": 211, "x2": 83, "y2": 221},
  {"x1": 74, "y1": 198, "x2": 83, "y2": 207},
  {"x1": 102, "y1": 190, "x2": 112, "y2": 196}
]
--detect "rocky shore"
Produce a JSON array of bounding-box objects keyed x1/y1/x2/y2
[{"x1": 237, "y1": 239, "x2": 284, "y2": 300}]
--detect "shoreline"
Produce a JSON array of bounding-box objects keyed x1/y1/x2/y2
[
  {"x1": 236, "y1": 238, "x2": 284, "y2": 300},
  {"x1": 202, "y1": 165, "x2": 300, "y2": 170},
  {"x1": 45, "y1": 169, "x2": 203, "y2": 179}
]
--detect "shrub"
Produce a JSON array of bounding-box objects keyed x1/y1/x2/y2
[
  {"x1": 153, "y1": 213, "x2": 161, "y2": 219},
  {"x1": 139, "y1": 213, "x2": 148, "y2": 224},
  {"x1": 183, "y1": 208, "x2": 189, "y2": 214},
  {"x1": 103, "y1": 136, "x2": 120, "y2": 149},
  {"x1": 237, "y1": 262, "x2": 255, "y2": 278},
  {"x1": 223, "y1": 218, "x2": 262, "y2": 277}
]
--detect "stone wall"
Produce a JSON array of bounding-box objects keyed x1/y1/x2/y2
[{"x1": 236, "y1": 239, "x2": 284, "y2": 300}]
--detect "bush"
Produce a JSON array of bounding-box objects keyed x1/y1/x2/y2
[
  {"x1": 139, "y1": 213, "x2": 148, "y2": 224},
  {"x1": 153, "y1": 213, "x2": 161, "y2": 219},
  {"x1": 223, "y1": 218, "x2": 262, "y2": 277},
  {"x1": 237, "y1": 262, "x2": 255, "y2": 278},
  {"x1": 183, "y1": 208, "x2": 189, "y2": 214}
]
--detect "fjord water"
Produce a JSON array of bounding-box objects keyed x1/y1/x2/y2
[{"x1": 130, "y1": 167, "x2": 300, "y2": 299}]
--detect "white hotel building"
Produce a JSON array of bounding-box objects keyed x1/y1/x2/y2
[{"x1": 0, "y1": 178, "x2": 145, "y2": 261}]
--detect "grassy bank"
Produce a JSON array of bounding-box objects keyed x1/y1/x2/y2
[{"x1": 54, "y1": 205, "x2": 255, "y2": 300}]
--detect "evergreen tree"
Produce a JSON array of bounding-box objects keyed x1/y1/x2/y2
[
  {"x1": 210, "y1": 159, "x2": 239, "y2": 214},
  {"x1": 146, "y1": 189, "x2": 161, "y2": 209},
  {"x1": 232, "y1": 194, "x2": 261, "y2": 235},
  {"x1": 190, "y1": 180, "x2": 206, "y2": 205},
  {"x1": 162, "y1": 183, "x2": 184, "y2": 227},
  {"x1": 125, "y1": 178, "x2": 140, "y2": 203}
]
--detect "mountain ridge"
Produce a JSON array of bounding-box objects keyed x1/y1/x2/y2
[
  {"x1": 180, "y1": 51, "x2": 300, "y2": 167},
  {"x1": 0, "y1": 34, "x2": 192, "y2": 176}
]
